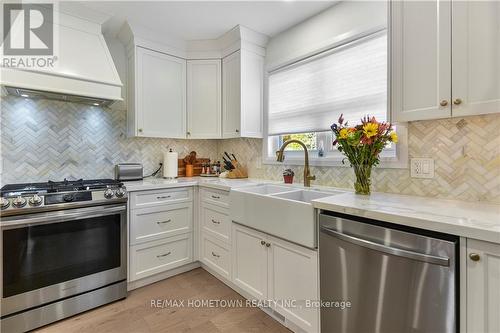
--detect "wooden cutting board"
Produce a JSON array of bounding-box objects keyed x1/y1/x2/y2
[{"x1": 177, "y1": 158, "x2": 210, "y2": 177}]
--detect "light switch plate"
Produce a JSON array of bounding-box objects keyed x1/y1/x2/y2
[{"x1": 410, "y1": 158, "x2": 434, "y2": 179}]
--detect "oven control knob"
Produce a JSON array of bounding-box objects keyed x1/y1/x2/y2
[
  {"x1": 115, "y1": 186, "x2": 126, "y2": 198},
  {"x1": 29, "y1": 194, "x2": 43, "y2": 206},
  {"x1": 104, "y1": 188, "x2": 115, "y2": 199},
  {"x1": 62, "y1": 194, "x2": 74, "y2": 202},
  {"x1": 12, "y1": 196, "x2": 27, "y2": 208},
  {"x1": 0, "y1": 197, "x2": 10, "y2": 209}
]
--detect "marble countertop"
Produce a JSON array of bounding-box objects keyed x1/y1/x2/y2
[
  {"x1": 123, "y1": 177, "x2": 261, "y2": 192},
  {"x1": 123, "y1": 176, "x2": 500, "y2": 243},
  {"x1": 312, "y1": 192, "x2": 500, "y2": 244}
]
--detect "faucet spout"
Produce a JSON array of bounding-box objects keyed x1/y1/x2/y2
[{"x1": 276, "y1": 139, "x2": 315, "y2": 187}]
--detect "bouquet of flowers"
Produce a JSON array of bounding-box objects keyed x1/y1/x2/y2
[{"x1": 331, "y1": 114, "x2": 398, "y2": 194}]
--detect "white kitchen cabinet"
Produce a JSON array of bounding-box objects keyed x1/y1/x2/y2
[
  {"x1": 127, "y1": 46, "x2": 186, "y2": 138},
  {"x1": 232, "y1": 223, "x2": 319, "y2": 333},
  {"x1": 451, "y1": 1, "x2": 500, "y2": 117},
  {"x1": 391, "y1": 0, "x2": 499, "y2": 122},
  {"x1": 201, "y1": 202, "x2": 231, "y2": 244},
  {"x1": 466, "y1": 239, "x2": 500, "y2": 333},
  {"x1": 222, "y1": 50, "x2": 264, "y2": 138},
  {"x1": 128, "y1": 187, "x2": 194, "y2": 283},
  {"x1": 268, "y1": 235, "x2": 319, "y2": 333},
  {"x1": 187, "y1": 59, "x2": 222, "y2": 138},
  {"x1": 391, "y1": 0, "x2": 451, "y2": 121},
  {"x1": 232, "y1": 224, "x2": 268, "y2": 300},
  {"x1": 201, "y1": 233, "x2": 231, "y2": 280},
  {"x1": 130, "y1": 233, "x2": 192, "y2": 281}
]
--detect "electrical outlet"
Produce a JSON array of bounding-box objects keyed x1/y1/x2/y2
[{"x1": 410, "y1": 158, "x2": 434, "y2": 179}]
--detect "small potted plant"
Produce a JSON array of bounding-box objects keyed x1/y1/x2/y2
[{"x1": 283, "y1": 169, "x2": 295, "y2": 184}]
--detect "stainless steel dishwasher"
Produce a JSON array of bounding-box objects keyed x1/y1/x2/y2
[{"x1": 319, "y1": 212, "x2": 458, "y2": 333}]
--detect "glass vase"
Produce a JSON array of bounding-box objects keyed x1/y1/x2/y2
[{"x1": 353, "y1": 164, "x2": 372, "y2": 195}]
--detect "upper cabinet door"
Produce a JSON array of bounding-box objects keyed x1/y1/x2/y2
[
  {"x1": 391, "y1": 0, "x2": 452, "y2": 122},
  {"x1": 187, "y1": 60, "x2": 222, "y2": 139},
  {"x1": 136, "y1": 47, "x2": 186, "y2": 138},
  {"x1": 240, "y1": 50, "x2": 264, "y2": 138},
  {"x1": 222, "y1": 50, "x2": 264, "y2": 139},
  {"x1": 222, "y1": 51, "x2": 242, "y2": 138},
  {"x1": 452, "y1": 1, "x2": 500, "y2": 117}
]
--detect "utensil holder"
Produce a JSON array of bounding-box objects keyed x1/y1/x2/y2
[
  {"x1": 227, "y1": 161, "x2": 248, "y2": 179},
  {"x1": 185, "y1": 164, "x2": 194, "y2": 177}
]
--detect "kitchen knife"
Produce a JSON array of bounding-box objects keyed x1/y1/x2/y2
[
  {"x1": 224, "y1": 152, "x2": 232, "y2": 161},
  {"x1": 231, "y1": 153, "x2": 237, "y2": 161}
]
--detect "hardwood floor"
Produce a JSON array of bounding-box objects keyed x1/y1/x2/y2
[{"x1": 35, "y1": 268, "x2": 291, "y2": 333}]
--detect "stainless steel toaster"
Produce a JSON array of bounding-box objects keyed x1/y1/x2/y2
[{"x1": 115, "y1": 163, "x2": 143, "y2": 181}]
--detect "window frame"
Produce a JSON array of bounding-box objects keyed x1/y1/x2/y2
[{"x1": 262, "y1": 28, "x2": 409, "y2": 169}]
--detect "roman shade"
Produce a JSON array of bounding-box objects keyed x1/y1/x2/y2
[{"x1": 268, "y1": 32, "x2": 388, "y2": 136}]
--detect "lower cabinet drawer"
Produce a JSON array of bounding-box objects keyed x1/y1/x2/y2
[
  {"x1": 201, "y1": 203, "x2": 230, "y2": 243},
  {"x1": 201, "y1": 234, "x2": 231, "y2": 280},
  {"x1": 130, "y1": 203, "x2": 192, "y2": 245},
  {"x1": 130, "y1": 234, "x2": 192, "y2": 281},
  {"x1": 130, "y1": 187, "x2": 192, "y2": 209},
  {"x1": 201, "y1": 188, "x2": 229, "y2": 208}
]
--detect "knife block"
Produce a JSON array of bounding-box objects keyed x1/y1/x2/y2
[{"x1": 227, "y1": 161, "x2": 248, "y2": 179}]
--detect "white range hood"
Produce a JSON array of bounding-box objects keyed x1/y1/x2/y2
[{"x1": 1, "y1": 9, "x2": 122, "y2": 105}]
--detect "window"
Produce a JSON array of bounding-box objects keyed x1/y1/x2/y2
[{"x1": 265, "y1": 30, "x2": 407, "y2": 168}]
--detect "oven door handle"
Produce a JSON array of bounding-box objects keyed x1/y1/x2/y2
[
  {"x1": 1, "y1": 204, "x2": 127, "y2": 229},
  {"x1": 320, "y1": 226, "x2": 450, "y2": 266}
]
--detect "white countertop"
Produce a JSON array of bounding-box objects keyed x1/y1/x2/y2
[
  {"x1": 123, "y1": 177, "x2": 500, "y2": 244},
  {"x1": 312, "y1": 192, "x2": 500, "y2": 244},
  {"x1": 123, "y1": 177, "x2": 261, "y2": 192}
]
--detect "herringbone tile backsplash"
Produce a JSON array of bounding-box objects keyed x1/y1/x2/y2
[
  {"x1": 1, "y1": 95, "x2": 499, "y2": 203},
  {"x1": 218, "y1": 114, "x2": 500, "y2": 203},
  {"x1": 0, "y1": 96, "x2": 218, "y2": 184}
]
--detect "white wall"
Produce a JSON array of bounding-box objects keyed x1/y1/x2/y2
[{"x1": 265, "y1": 1, "x2": 387, "y2": 71}]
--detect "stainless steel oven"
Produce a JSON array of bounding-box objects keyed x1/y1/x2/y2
[{"x1": 1, "y1": 203, "x2": 127, "y2": 332}]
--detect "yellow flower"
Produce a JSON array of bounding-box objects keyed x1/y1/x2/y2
[
  {"x1": 390, "y1": 131, "x2": 398, "y2": 143},
  {"x1": 339, "y1": 128, "x2": 349, "y2": 139},
  {"x1": 363, "y1": 123, "x2": 379, "y2": 138}
]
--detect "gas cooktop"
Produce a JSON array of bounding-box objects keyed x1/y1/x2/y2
[{"x1": 0, "y1": 178, "x2": 127, "y2": 216}]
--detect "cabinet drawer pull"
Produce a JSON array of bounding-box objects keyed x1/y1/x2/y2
[
  {"x1": 469, "y1": 253, "x2": 480, "y2": 261},
  {"x1": 211, "y1": 251, "x2": 220, "y2": 258},
  {"x1": 157, "y1": 195, "x2": 171, "y2": 199},
  {"x1": 157, "y1": 219, "x2": 172, "y2": 225},
  {"x1": 211, "y1": 195, "x2": 220, "y2": 199},
  {"x1": 157, "y1": 251, "x2": 171, "y2": 258},
  {"x1": 211, "y1": 219, "x2": 221, "y2": 224}
]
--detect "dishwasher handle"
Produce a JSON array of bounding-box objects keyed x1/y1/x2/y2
[{"x1": 320, "y1": 226, "x2": 450, "y2": 267}]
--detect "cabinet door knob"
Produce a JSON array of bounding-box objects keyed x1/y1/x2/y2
[
  {"x1": 265, "y1": 242, "x2": 271, "y2": 247},
  {"x1": 453, "y1": 98, "x2": 463, "y2": 105},
  {"x1": 469, "y1": 253, "x2": 480, "y2": 261},
  {"x1": 235, "y1": 129, "x2": 239, "y2": 133},
  {"x1": 440, "y1": 100, "x2": 449, "y2": 107},
  {"x1": 260, "y1": 240, "x2": 266, "y2": 246},
  {"x1": 138, "y1": 128, "x2": 143, "y2": 133},
  {"x1": 187, "y1": 131, "x2": 191, "y2": 136}
]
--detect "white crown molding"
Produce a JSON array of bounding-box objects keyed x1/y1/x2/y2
[{"x1": 119, "y1": 22, "x2": 268, "y2": 60}]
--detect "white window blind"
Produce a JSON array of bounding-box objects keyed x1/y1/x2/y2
[{"x1": 268, "y1": 32, "x2": 388, "y2": 136}]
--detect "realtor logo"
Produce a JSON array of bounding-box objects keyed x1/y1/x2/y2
[{"x1": 3, "y1": 3, "x2": 53, "y2": 55}]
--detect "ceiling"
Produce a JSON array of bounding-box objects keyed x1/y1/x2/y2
[{"x1": 66, "y1": 1, "x2": 337, "y2": 40}]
